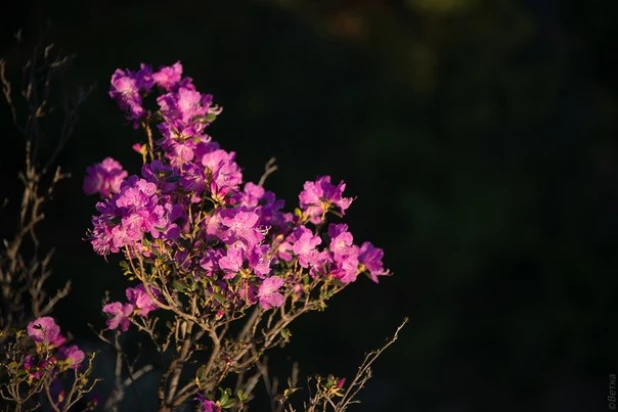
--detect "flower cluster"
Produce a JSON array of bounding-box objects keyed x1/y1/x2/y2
[
  {"x1": 24, "y1": 317, "x2": 86, "y2": 381},
  {"x1": 103, "y1": 284, "x2": 161, "y2": 331},
  {"x1": 0, "y1": 316, "x2": 95, "y2": 411},
  {"x1": 87, "y1": 61, "x2": 390, "y2": 322}
]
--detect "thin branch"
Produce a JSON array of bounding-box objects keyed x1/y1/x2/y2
[{"x1": 258, "y1": 157, "x2": 278, "y2": 187}]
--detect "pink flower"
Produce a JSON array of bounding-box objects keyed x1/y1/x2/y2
[
  {"x1": 153, "y1": 61, "x2": 183, "y2": 91},
  {"x1": 58, "y1": 345, "x2": 86, "y2": 369},
  {"x1": 109, "y1": 68, "x2": 147, "y2": 126},
  {"x1": 292, "y1": 226, "x2": 322, "y2": 268},
  {"x1": 83, "y1": 157, "x2": 128, "y2": 198},
  {"x1": 196, "y1": 393, "x2": 221, "y2": 412},
  {"x1": 102, "y1": 302, "x2": 134, "y2": 331},
  {"x1": 126, "y1": 284, "x2": 161, "y2": 316},
  {"x1": 359, "y1": 242, "x2": 390, "y2": 283},
  {"x1": 258, "y1": 277, "x2": 285, "y2": 310},
  {"x1": 299, "y1": 176, "x2": 353, "y2": 224},
  {"x1": 248, "y1": 244, "x2": 272, "y2": 277},
  {"x1": 218, "y1": 242, "x2": 245, "y2": 276},
  {"x1": 220, "y1": 209, "x2": 262, "y2": 247},
  {"x1": 331, "y1": 250, "x2": 359, "y2": 284},
  {"x1": 27, "y1": 317, "x2": 65, "y2": 348}
]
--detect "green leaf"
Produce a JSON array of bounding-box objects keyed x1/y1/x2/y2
[
  {"x1": 173, "y1": 279, "x2": 189, "y2": 293},
  {"x1": 205, "y1": 112, "x2": 218, "y2": 122},
  {"x1": 213, "y1": 293, "x2": 226, "y2": 305},
  {"x1": 281, "y1": 328, "x2": 292, "y2": 343},
  {"x1": 219, "y1": 390, "x2": 229, "y2": 405},
  {"x1": 119, "y1": 260, "x2": 130, "y2": 272}
]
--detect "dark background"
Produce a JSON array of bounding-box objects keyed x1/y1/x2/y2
[{"x1": 1, "y1": 0, "x2": 617, "y2": 411}]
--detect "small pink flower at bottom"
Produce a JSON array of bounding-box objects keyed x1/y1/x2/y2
[
  {"x1": 196, "y1": 393, "x2": 221, "y2": 412},
  {"x1": 257, "y1": 277, "x2": 285, "y2": 310},
  {"x1": 58, "y1": 344, "x2": 86, "y2": 369},
  {"x1": 27, "y1": 317, "x2": 66, "y2": 348},
  {"x1": 102, "y1": 302, "x2": 134, "y2": 331},
  {"x1": 50, "y1": 379, "x2": 66, "y2": 406}
]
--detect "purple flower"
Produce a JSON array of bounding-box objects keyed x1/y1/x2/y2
[
  {"x1": 58, "y1": 344, "x2": 86, "y2": 369},
  {"x1": 248, "y1": 244, "x2": 272, "y2": 277},
  {"x1": 330, "y1": 249, "x2": 359, "y2": 284},
  {"x1": 179, "y1": 162, "x2": 207, "y2": 196},
  {"x1": 135, "y1": 63, "x2": 155, "y2": 90},
  {"x1": 83, "y1": 157, "x2": 128, "y2": 198},
  {"x1": 27, "y1": 317, "x2": 65, "y2": 348},
  {"x1": 153, "y1": 61, "x2": 183, "y2": 91},
  {"x1": 102, "y1": 302, "x2": 134, "y2": 331},
  {"x1": 201, "y1": 149, "x2": 243, "y2": 197},
  {"x1": 220, "y1": 208, "x2": 262, "y2": 247},
  {"x1": 328, "y1": 224, "x2": 354, "y2": 258},
  {"x1": 323, "y1": 224, "x2": 359, "y2": 283},
  {"x1": 238, "y1": 280, "x2": 259, "y2": 306},
  {"x1": 110, "y1": 68, "x2": 145, "y2": 126},
  {"x1": 299, "y1": 176, "x2": 353, "y2": 224},
  {"x1": 359, "y1": 242, "x2": 390, "y2": 283},
  {"x1": 240, "y1": 182, "x2": 265, "y2": 207},
  {"x1": 157, "y1": 87, "x2": 214, "y2": 137},
  {"x1": 91, "y1": 62, "x2": 393, "y2": 322},
  {"x1": 142, "y1": 160, "x2": 178, "y2": 193},
  {"x1": 196, "y1": 393, "x2": 221, "y2": 412},
  {"x1": 126, "y1": 284, "x2": 161, "y2": 316},
  {"x1": 258, "y1": 277, "x2": 285, "y2": 310},
  {"x1": 308, "y1": 250, "x2": 333, "y2": 278},
  {"x1": 239, "y1": 183, "x2": 287, "y2": 228},
  {"x1": 218, "y1": 242, "x2": 245, "y2": 277},
  {"x1": 199, "y1": 248, "x2": 222, "y2": 277},
  {"x1": 89, "y1": 175, "x2": 177, "y2": 256},
  {"x1": 291, "y1": 226, "x2": 322, "y2": 268}
]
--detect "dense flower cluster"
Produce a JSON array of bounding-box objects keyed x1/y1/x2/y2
[{"x1": 87, "y1": 61, "x2": 390, "y2": 316}]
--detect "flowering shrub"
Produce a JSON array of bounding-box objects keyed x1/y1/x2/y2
[
  {"x1": 1, "y1": 317, "x2": 96, "y2": 411},
  {"x1": 0, "y1": 43, "x2": 98, "y2": 412},
  {"x1": 86, "y1": 60, "x2": 393, "y2": 411},
  {"x1": 0, "y1": 42, "x2": 404, "y2": 412}
]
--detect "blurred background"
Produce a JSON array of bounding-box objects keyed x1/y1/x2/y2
[{"x1": 1, "y1": 0, "x2": 617, "y2": 411}]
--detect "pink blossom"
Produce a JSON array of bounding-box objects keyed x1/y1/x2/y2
[
  {"x1": 220, "y1": 209, "x2": 262, "y2": 247},
  {"x1": 196, "y1": 393, "x2": 221, "y2": 412},
  {"x1": 126, "y1": 284, "x2": 161, "y2": 316},
  {"x1": 102, "y1": 302, "x2": 134, "y2": 331},
  {"x1": 299, "y1": 176, "x2": 353, "y2": 224},
  {"x1": 292, "y1": 226, "x2": 322, "y2": 268},
  {"x1": 83, "y1": 157, "x2": 128, "y2": 198},
  {"x1": 258, "y1": 277, "x2": 285, "y2": 310},
  {"x1": 27, "y1": 317, "x2": 65, "y2": 348},
  {"x1": 153, "y1": 61, "x2": 183, "y2": 91},
  {"x1": 359, "y1": 242, "x2": 390, "y2": 283},
  {"x1": 219, "y1": 242, "x2": 245, "y2": 276},
  {"x1": 58, "y1": 344, "x2": 86, "y2": 369}
]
